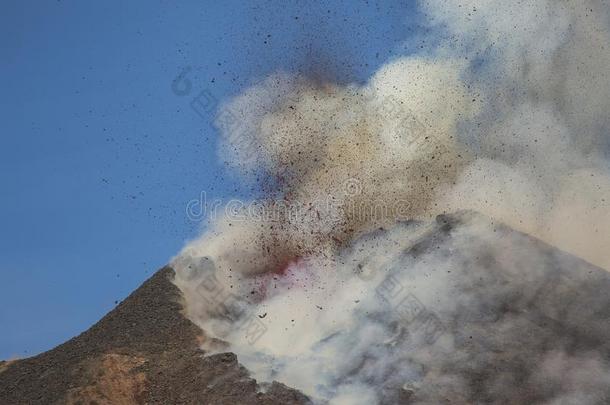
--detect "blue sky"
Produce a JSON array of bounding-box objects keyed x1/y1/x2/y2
[{"x1": 0, "y1": 0, "x2": 423, "y2": 359}]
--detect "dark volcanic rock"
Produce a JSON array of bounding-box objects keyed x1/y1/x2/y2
[{"x1": 0, "y1": 267, "x2": 310, "y2": 405}]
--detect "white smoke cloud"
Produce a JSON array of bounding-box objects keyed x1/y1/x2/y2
[
  {"x1": 172, "y1": 0, "x2": 610, "y2": 402},
  {"x1": 422, "y1": 0, "x2": 610, "y2": 270},
  {"x1": 178, "y1": 57, "x2": 478, "y2": 283},
  {"x1": 174, "y1": 213, "x2": 610, "y2": 403}
]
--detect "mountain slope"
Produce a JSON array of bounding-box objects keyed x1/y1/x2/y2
[
  {"x1": 0, "y1": 267, "x2": 309, "y2": 405},
  {"x1": 173, "y1": 211, "x2": 610, "y2": 403},
  {"x1": 3, "y1": 211, "x2": 610, "y2": 404}
]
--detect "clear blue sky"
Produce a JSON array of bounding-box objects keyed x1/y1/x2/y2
[{"x1": 0, "y1": 0, "x2": 422, "y2": 359}]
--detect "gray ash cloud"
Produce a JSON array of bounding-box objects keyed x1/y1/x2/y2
[{"x1": 172, "y1": 1, "x2": 610, "y2": 403}]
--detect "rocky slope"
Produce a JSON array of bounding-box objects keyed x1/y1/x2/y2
[
  {"x1": 0, "y1": 267, "x2": 309, "y2": 405},
  {"x1": 3, "y1": 212, "x2": 610, "y2": 404}
]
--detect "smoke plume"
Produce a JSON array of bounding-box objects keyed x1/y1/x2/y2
[{"x1": 172, "y1": 0, "x2": 610, "y2": 403}]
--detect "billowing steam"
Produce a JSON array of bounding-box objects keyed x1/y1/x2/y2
[
  {"x1": 423, "y1": 0, "x2": 610, "y2": 271},
  {"x1": 178, "y1": 58, "x2": 478, "y2": 283},
  {"x1": 172, "y1": 0, "x2": 610, "y2": 403}
]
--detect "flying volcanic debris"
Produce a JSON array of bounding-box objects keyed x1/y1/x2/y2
[{"x1": 172, "y1": 0, "x2": 610, "y2": 403}]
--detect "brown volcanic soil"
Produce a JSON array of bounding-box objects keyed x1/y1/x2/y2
[{"x1": 0, "y1": 267, "x2": 309, "y2": 405}]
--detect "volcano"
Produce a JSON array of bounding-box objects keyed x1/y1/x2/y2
[
  {"x1": 0, "y1": 267, "x2": 308, "y2": 405},
  {"x1": 2, "y1": 211, "x2": 610, "y2": 404}
]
